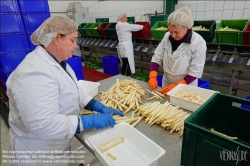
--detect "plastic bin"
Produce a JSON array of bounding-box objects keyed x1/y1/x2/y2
[
  {"x1": 157, "y1": 75, "x2": 163, "y2": 87},
  {"x1": 103, "y1": 66, "x2": 119, "y2": 76},
  {"x1": 105, "y1": 23, "x2": 117, "y2": 37},
  {"x1": 75, "y1": 71, "x2": 84, "y2": 80},
  {"x1": 167, "y1": 84, "x2": 219, "y2": 112},
  {"x1": 87, "y1": 122, "x2": 165, "y2": 166},
  {"x1": 151, "y1": 21, "x2": 168, "y2": 40},
  {"x1": 131, "y1": 72, "x2": 149, "y2": 82},
  {"x1": 198, "y1": 78, "x2": 210, "y2": 89},
  {"x1": 241, "y1": 96, "x2": 250, "y2": 110},
  {"x1": 1, "y1": 33, "x2": 30, "y2": 54},
  {"x1": 89, "y1": 23, "x2": 101, "y2": 36},
  {"x1": 83, "y1": 23, "x2": 94, "y2": 36},
  {"x1": 132, "y1": 22, "x2": 151, "y2": 39},
  {"x1": 67, "y1": 55, "x2": 83, "y2": 73},
  {"x1": 22, "y1": 13, "x2": 50, "y2": 31},
  {"x1": 181, "y1": 93, "x2": 250, "y2": 166},
  {"x1": 127, "y1": 16, "x2": 135, "y2": 24},
  {"x1": 18, "y1": 0, "x2": 50, "y2": 12},
  {"x1": 215, "y1": 19, "x2": 248, "y2": 45},
  {"x1": 96, "y1": 18, "x2": 109, "y2": 23},
  {"x1": 0, "y1": 0, "x2": 20, "y2": 13},
  {"x1": 1, "y1": 13, "x2": 25, "y2": 33},
  {"x1": 150, "y1": 15, "x2": 165, "y2": 28},
  {"x1": 244, "y1": 22, "x2": 250, "y2": 46},
  {"x1": 78, "y1": 80, "x2": 101, "y2": 97},
  {"x1": 97, "y1": 23, "x2": 110, "y2": 37},
  {"x1": 102, "y1": 55, "x2": 119, "y2": 68},
  {"x1": 193, "y1": 20, "x2": 216, "y2": 43},
  {"x1": 78, "y1": 23, "x2": 87, "y2": 35},
  {"x1": 0, "y1": 51, "x2": 28, "y2": 72}
]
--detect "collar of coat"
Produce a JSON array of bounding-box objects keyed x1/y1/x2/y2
[
  {"x1": 46, "y1": 51, "x2": 67, "y2": 72},
  {"x1": 169, "y1": 29, "x2": 192, "y2": 44}
]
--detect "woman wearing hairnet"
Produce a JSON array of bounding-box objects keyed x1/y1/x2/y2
[
  {"x1": 116, "y1": 13, "x2": 143, "y2": 76},
  {"x1": 7, "y1": 15, "x2": 123, "y2": 165},
  {"x1": 148, "y1": 6, "x2": 206, "y2": 94}
]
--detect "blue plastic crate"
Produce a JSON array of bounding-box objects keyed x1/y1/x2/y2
[
  {"x1": 26, "y1": 32, "x2": 36, "y2": 50},
  {"x1": 0, "y1": 70, "x2": 11, "y2": 90},
  {"x1": 157, "y1": 75, "x2": 163, "y2": 87},
  {"x1": 75, "y1": 71, "x2": 84, "y2": 80},
  {"x1": 22, "y1": 13, "x2": 50, "y2": 31},
  {"x1": 67, "y1": 55, "x2": 83, "y2": 73},
  {"x1": 198, "y1": 78, "x2": 210, "y2": 89},
  {"x1": 0, "y1": 0, "x2": 20, "y2": 13},
  {"x1": 18, "y1": 0, "x2": 50, "y2": 12},
  {"x1": 241, "y1": 96, "x2": 250, "y2": 110},
  {"x1": 102, "y1": 55, "x2": 119, "y2": 68},
  {"x1": 1, "y1": 13, "x2": 25, "y2": 34},
  {"x1": 1, "y1": 33, "x2": 30, "y2": 54},
  {"x1": 103, "y1": 65, "x2": 119, "y2": 76},
  {"x1": 0, "y1": 51, "x2": 28, "y2": 72}
]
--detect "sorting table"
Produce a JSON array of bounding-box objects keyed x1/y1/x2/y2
[{"x1": 75, "y1": 74, "x2": 184, "y2": 166}]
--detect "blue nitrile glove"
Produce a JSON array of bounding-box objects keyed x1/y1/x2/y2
[
  {"x1": 78, "y1": 114, "x2": 115, "y2": 131},
  {"x1": 93, "y1": 100, "x2": 124, "y2": 117}
]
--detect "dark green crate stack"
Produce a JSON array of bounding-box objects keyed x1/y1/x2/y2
[
  {"x1": 215, "y1": 19, "x2": 248, "y2": 45},
  {"x1": 131, "y1": 72, "x2": 149, "y2": 82},
  {"x1": 105, "y1": 23, "x2": 117, "y2": 37},
  {"x1": 127, "y1": 16, "x2": 135, "y2": 24},
  {"x1": 151, "y1": 21, "x2": 168, "y2": 40},
  {"x1": 193, "y1": 20, "x2": 216, "y2": 43},
  {"x1": 83, "y1": 23, "x2": 94, "y2": 36},
  {"x1": 96, "y1": 18, "x2": 109, "y2": 23},
  {"x1": 150, "y1": 15, "x2": 165, "y2": 27},
  {"x1": 181, "y1": 93, "x2": 250, "y2": 166},
  {"x1": 78, "y1": 23, "x2": 87, "y2": 35},
  {"x1": 89, "y1": 23, "x2": 101, "y2": 36}
]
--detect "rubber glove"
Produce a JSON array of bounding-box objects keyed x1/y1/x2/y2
[
  {"x1": 93, "y1": 101, "x2": 124, "y2": 117},
  {"x1": 162, "y1": 79, "x2": 186, "y2": 95},
  {"x1": 148, "y1": 71, "x2": 158, "y2": 90},
  {"x1": 79, "y1": 114, "x2": 115, "y2": 130}
]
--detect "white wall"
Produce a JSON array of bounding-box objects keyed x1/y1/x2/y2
[
  {"x1": 48, "y1": 0, "x2": 164, "y2": 22},
  {"x1": 176, "y1": 0, "x2": 250, "y2": 23}
]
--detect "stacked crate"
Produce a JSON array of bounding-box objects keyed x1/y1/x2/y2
[
  {"x1": 18, "y1": 0, "x2": 51, "y2": 50},
  {"x1": 0, "y1": 0, "x2": 30, "y2": 101},
  {"x1": 67, "y1": 55, "x2": 84, "y2": 80},
  {"x1": 102, "y1": 55, "x2": 119, "y2": 76}
]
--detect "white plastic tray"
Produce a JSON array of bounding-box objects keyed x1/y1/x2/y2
[
  {"x1": 78, "y1": 80, "x2": 100, "y2": 97},
  {"x1": 167, "y1": 84, "x2": 219, "y2": 112},
  {"x1": 87, "y1": 122, "x2": 165, "y2": 166}
]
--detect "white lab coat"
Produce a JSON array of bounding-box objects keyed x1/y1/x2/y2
[
  {"x1": 7, "y1": 46, "x2": 92, "y2": 166},
  {"x1": 116, "y1": 21, "x2": 143, "y2": 74},
  {"x1": 151, "y1": 31, "x2": 207, "y2": 87}
]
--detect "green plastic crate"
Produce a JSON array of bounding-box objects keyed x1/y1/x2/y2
[
  {"x1": 131, "y1": 72, "x2": 149, "y2": 82},
  {"x1": 181, "y1": 93, "x2": 250, "y2": 166},
  {"x1": 84, "y1": 60, "x2": 102, "y2": 70},
  {"x1": 215, "y1": 19, "x2": 248, "y2": 45},
  {"x1": 127, "y1": 17, "x2": 135, "y2": 24},
  {"x1": 89, "y1": 23, "x2": 101, "y2": 36},
  {"x1": 150, "y1": 15, "x2": 165, "y2": 27},
  {"x1": 96, "y1": 18, "x2": 109, "y2": 23},
  {"x1": 151, "y1": 21, "x2": 168, "y2": 40},
  {"x1": 105, "y1": 23, "x2": 117, "y2": 37},
  {"x1": 193, "y1": 20, "x2": 216, "y2": 43},
  {"x1": 78, "y1": 23, "x2": 87, "y2": 35},
  {"x1": 83, "y1": 23, "x2": 94, "y2": 36}
]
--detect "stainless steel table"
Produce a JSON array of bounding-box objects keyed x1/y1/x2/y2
[{"x1": 75, "y1": 74, "x2": 183, "y2": 166}]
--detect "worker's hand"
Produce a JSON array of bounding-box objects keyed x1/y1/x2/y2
[
  {"x1": 79, "y1": 114, "x2": 115, "y2": 130},
  {"x1": 93, "y1": 101, "x2": 124, "y2": 117},
  {"x1": 162, "y1": 79, "x2": 186, "y2": 95},
  {"x1": 148, "y1": 71, "x2": 158, "y2": 90}
]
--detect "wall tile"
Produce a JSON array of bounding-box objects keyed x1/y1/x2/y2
[
  {"x1": 135, "y1": 15, "x2": 140, "y2": 22},
  {"x1": 150, "y1": 7, "x2": 157, "y2": 14},
  {"x1": 157, "y1": 6, "x2": 163, "y2": 13},
  {"x1": 224, "y1": 1, "x2": 234, "y2": 10},
  {"x1": 115, "y1": 10, "x2": 119, "y2": 16},
  {"x1": 204, "y1": 11, "x2": 214, "y2": 20},
  {"x1": 182, "y1": 4, "x2": 190, "y2": 8},
  {"x1": 206, "y1": 1, "x2": 214, "y2": 11},
  {"x1": 136, "y1": 8, "x2": 140, "y2": 15},
  {"x1": 109, "y1": 11, "x2": 112, "y2": 17},
  {"x1": 190, "y1": 3, "x2": 197, "y2": 11},
  {"x1": 245, "y1": 1, "x2": 250, "y2": 9},
  {"x1": 192, "y1": 11, "x2": 196, "y2": 20},
  {"x1": 243, "y1": 9, "x2": 250, "y2": 18},
  {"x1": 126, "y1": 9, "x2": 132, "y2": 16},
  {"x1": 131, "y1": 8, "x2": 136, "y2": 16},
  {"x1": 105, "y1": 11, "x2": 109, "y2": 17},
  {"x1": 222, "y1": 10, "x2": 233, "y2": 19},
  {"x1": 197, "y1": 2, "x2": 205, "y2": 12},
  {"x1": 232, "y1": 10, "x2": 244, "y2": 19},
  {"x1": 214, "y1": 1, "x2": 224, "y2": 10},
  {"x1": 175, "y1": 4, "x2": 183, "y2": 10},
  {"x1": 145, "y1": 7, "x2": 151, "y2": 13},
  {"x1": 196, "y1": 11, "x2": 205, "y2": 20},
  {"x1": 213, "y1": 11, "x2": 223, "y2": 19},
  {"x1": 234, "y1": 1, "x2": 245, "y2": 10},
  {"x1": 140, "y1": 8, "x2": 145, "y2": 15}
]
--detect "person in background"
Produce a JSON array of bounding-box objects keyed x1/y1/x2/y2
[
  {"x1": 116, "y1": 13, "x2": 143, "y2": 76},
  {"x1": 7, "y1": 15, "x2": 123, "y2": 166},
  {"x1": 148, "y1": 6, "x2": 206, "y2": 94}
]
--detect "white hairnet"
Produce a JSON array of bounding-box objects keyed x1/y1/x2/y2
[
  {"x1": 117, "y1": 13, "x2": 126, "y2": 21},
  {"x1": 31, "y1": 15, "x2": 78, "y2": 47},
  {"x1": 168, "y1": 6, "x2": 194, "y2": 29}
]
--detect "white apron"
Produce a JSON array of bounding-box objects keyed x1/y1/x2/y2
[{"x1": 117, "y1": 41, "x2": 135, "y2": 74}]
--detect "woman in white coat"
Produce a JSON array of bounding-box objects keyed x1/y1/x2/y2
[
  {"x1": 7, "y1": 16, "x2": 123, "y2": 166},
  {"x1": 116, "y1": 13, "x2": 143, "y2": 76},
  {"x1": 148, "y1": 6, "x2": 207, "y2": 95}
]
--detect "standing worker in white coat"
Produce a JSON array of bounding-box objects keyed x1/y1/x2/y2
[
  {"x1": 148, "y1": 6, "x2": 206, "y2": 94},
  {"x1": 116, "y1": 13, "x2": 143, "y2": 76},
  {"x1": 7, "y1": 15, "x2": 123, "y2": 166}
]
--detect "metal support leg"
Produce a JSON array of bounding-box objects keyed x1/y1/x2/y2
[{"x1": 229, "y1": 70, "x2": 236, "y2": 95}]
